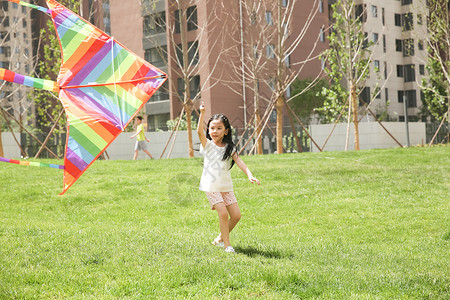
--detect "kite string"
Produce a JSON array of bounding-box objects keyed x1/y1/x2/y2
[
  {"x1": 8, "y1": 0, "x2": 52, "y2": 14},
  {"x1": 0, "y1": 157, "x2": 64, "y2": 169}
]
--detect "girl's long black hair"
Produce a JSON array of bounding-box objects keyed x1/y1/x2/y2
[{"x1": 206, "y1": 114, "x2": 236, "y2": 169}]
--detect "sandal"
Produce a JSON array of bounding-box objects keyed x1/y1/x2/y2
[{"x1": 211, "y1": 236, "x2": 224, "y2": 248}]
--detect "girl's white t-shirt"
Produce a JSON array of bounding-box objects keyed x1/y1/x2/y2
[{"x1": 199, "y1": 139, "x2": 234, "y2": 192}]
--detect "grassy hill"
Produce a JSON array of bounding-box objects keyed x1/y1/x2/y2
[{"x1": 0, "y1": 146, "x2": 449, "y2": 299}]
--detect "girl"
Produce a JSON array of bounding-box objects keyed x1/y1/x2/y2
[{"x1": 197, "y1": 103, "x2": 260, "y2": 253}]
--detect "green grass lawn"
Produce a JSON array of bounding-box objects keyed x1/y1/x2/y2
[{"x1": 0, "y1": 146, "x2": 449, "y2": 299}]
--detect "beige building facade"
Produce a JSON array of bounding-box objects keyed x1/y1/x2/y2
[{"x1": 353, "y1": 0, "x2": 428, "y2": 121}]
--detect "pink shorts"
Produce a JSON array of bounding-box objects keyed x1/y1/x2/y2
[{"x1": 205, "y1": 192, "x2": 238, "y2": 210}]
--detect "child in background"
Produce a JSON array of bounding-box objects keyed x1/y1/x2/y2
[
  {"x1": 197, "y1": 103, "x2": 260, "y2": 253},
  {"x1": 130, "y1": 116, "x2": 153, "y2": 160}
]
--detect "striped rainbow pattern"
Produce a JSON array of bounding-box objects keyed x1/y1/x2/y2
[
  {"x1": 45, "y1": 0, "x2": 167, "y2": 194},
  {"x1": 0, "y1": 157, "x2": 64, "y2": 169},
  {"x1": 3, "y1": 1, "x2": 167, "y2": 194},
  {"x1": 0, "y1": 68, "x2": 59, "y2": 92},
  {"x1": 7, "y1": 0, "x2": 51, "y2": 14}
]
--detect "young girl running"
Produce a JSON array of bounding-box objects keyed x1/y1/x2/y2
[{"x1": 197, "y1": 103, "x2": 260, "y2": 253}]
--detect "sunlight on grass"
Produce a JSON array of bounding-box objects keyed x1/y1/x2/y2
[{"x1": 0, "y1": 146, "x2": 449, "y2": 298}]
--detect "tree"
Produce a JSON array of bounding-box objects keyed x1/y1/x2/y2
[
  {"x1": 421, "y1": 0, "x2": 450, "y2": 135},
  {"x1": 290, "y1": 78, "x2": 327, "y2": 123},
  {"x1": 145, "y1": 0, "x2": 224, "y2": 158},
  {"x1": 320, "y1": 0, "x2": 374, "y2": 150},
  {"x1": 226, "y1": 0, "x2": 326, "y2": 154}
]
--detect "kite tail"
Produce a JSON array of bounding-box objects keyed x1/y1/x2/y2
[
  {"x1": 0, "y1": 68, "x2": 59, "y2": 93},
  {"x1": 7, "y1": 0, "x2": 51, "y2": 14},
  {"x1": 0, "y1": 157, "x2": 64, "y2": 169}
]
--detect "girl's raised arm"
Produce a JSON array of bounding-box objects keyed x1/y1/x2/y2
[{"x1": 197, "y1": 104, "x2": 207, "y2": 148}]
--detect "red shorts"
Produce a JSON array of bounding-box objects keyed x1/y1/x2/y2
[{"x1": 205, "y1": 192, "x2": 237, "y2": 210}]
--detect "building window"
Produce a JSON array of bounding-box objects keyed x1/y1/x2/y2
[
  {"x1": 318, "y1": 0, "x2": 323, "y2": 12},
  {"x1": 402, "y1": 13, "x2": 413, "y2": 31},
  {"x1": 374, "y1": 60, "x2": 380, "y2": 72},
  {"x1": 382, "y1": 7, "x2": 385, "y2": 25},
  {"x1": 143, "y1": 11, "x2": 166, "y2": 35},
  {"x1": 397, "y1": 65, "x2": 404, "y2": 77},
  {"x1": 394, "y1": 14, "x2": 402, "y2": 26},
  {"x1": 150, "y1": 81, "x2": 169, "y2": 102},
  {"x1": 383, "y1": 34, "x2": 386, "y2": 52},
  {"x1": 176, "y1": 41, "x2": 199, "y2": 67},
  {"x1": 174, "y1": 10, "x2": 181, "y2": 34},
  {"x1": 145, "y1": 46, "x2": 167, "y2": 68},
  {"x1": 0, "y1": 46, "x2": 11, "y2": 56},
  {"x1": 395, "y1": 39, "x2": 402, "y2": 52},
  {"x1": 403, "y1": 64, "x2": 415, "y2": 82},
  {"x1": 405, "y1": 90, "x2": 417, "y2": 107},
  {"x1": 265, "y1": 11, "x2": 273, "y2": 25},
  {"x1": 187, "y1": 6, "x2": 197, "y2": 31},
  {"x1": 384, "y1": 61, "x2": 387, "y2": 79},
  {"x1": 0, "y1": 31, "x2": 10, "y2": 42},
  {"x1": 418, "y1": 40, "x2": 424, "y2": 50},
  {"x1": 283, "y1": 0, "x2": 288, "y2": 7},
  {"x1": 417, "y1": 14, "x2": 423, "y2": 25},
  {"x1": 12, "y1": 2, "x2": 18, "y2": 9},
  {"x1": 401, "y1": 0, "x2": 413, "y2": 5},
  {"x1": 320, "y1": 27, "x2": 325, "y2": 42},
  {"x1": 148, "y1": 113, "x2": 170, "y2": 131},
  {"x1": 373, "y1": 32, "x2": 379, "y2": 43},
  {"x1": 355, "y1": 4, "x2": 367, "y2": 22},
  {"x1": 385, "y1": 88, "x2": 389, "y2": 103},
  {"x1": 266, "y1": 44, "x2": 275, "y2": 58},
  {"x1": 398, "y1": 90, "x2": 404, "y2": 103},
  {"x1": 1, "y1": 1, "x2": 8, "y2": 11},
  {"x1": 177, "y1": 75, "x2": 201, "y2": 99},
  {"x1": 285, "y1": 54, "x2": 290, "y2": 67},
  {"x1": 403, "y1": 39, "x2": 414, "y2": 57},
  {"x1": 359, "y1": 87, "x2": 370, "y2": 106},
  {"x1": 419, "y1": 64, "x2": 425, "y2": 75},
  {"x1": 371, "y1": 5, "x2": 377, "y2": 17}
]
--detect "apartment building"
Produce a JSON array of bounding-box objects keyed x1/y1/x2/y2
[
  {"x1": 353, "y1": 0, "x2": 428, "y2": 121},
  {"x1": 0, "y1": 0, "x2": 33, "y2": 123},
  {"x1": 110, "y1": 0, "x2": 328, "y2": 131}
]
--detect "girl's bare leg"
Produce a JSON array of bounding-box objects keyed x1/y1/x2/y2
[
  {"x1": 226, "y1": 203, "x2": 241, "y2": 233},
  {"x1": 215, "y1": 203, "x2": 241, "y2": 243},
  {"x1": 133, "y1": 150, "x2": 138, "y2": 160},
  {"x1": 214, "y1": 202, "x2": 231, "y2": 248}
]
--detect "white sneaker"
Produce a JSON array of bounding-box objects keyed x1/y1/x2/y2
[{"x1": 224, "y1": 246, "x2": 235, "y2": 253}]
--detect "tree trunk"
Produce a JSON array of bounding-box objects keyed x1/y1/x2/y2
[
  {"x1": 276, "y1": 96, "x2": 284, "y2": 154},
  {"x1": 255, "y1": 108, "x2": 263, "y2": 154},
  {"x1": 185, "y1": 100, "x2": 194, "y2": 158},
  {"x1": 253, "y1": 78, "x2": 263, "y2": 154},
  {"x1": 0, "y1": 117, "x2": 4, "y2": 157},
  {"x1": 351, "y1": 84, "x2": 360, "y2": 150}
]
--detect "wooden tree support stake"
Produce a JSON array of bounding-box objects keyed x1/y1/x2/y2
[
  {"x1": 34, "y1": 109, "x2": 65, "y2": 159},
  {"x1": 0, "y1": 106, "x2": 60, "y2": 159},
  {"x1": 0, "y1": 108, "x2": 28, "y2": 158},
  {"x1": 428, "y1": 111, "x2": 449, "y2": 147}
]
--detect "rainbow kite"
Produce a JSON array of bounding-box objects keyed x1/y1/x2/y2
[{"x1": 0, "y1": 0, "x2": 167, "y2": 194}]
